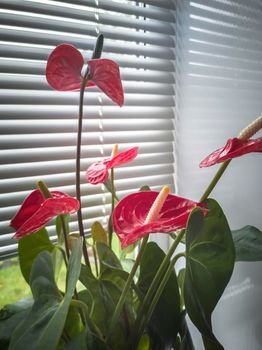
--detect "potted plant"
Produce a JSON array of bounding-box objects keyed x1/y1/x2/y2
[{"x1": 0, "y1": 34, "x2": 262, "y2": 350}]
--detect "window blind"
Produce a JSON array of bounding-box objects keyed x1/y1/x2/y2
[
  {"x1": 0, "y1": 0, "x2": 176, "y2": 259},
  {"x1": 176, "y1": 1, "x2": 262, "y2": 349}
]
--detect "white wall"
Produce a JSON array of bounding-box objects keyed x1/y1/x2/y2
[{"x1": 175, "y1": 0, "x2": 262, "y2": 348}]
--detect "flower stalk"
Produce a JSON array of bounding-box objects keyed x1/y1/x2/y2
[{"x1": 75, "y1": 34, "x2": 104, "y2": 268}]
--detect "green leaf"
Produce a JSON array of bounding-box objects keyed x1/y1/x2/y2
[
  {"x1": 79, "y1": 259, "x2": 130, "y2": 350},
  {"x1": 18, "y1": 227, "x2": 55, "y2": 283},
  {"x1": 137, "y1": 242, "x2": 181, "y2": 348},
  {"x1": 79, "y1": 265, "x2": 112, "y2": 335},
  {"x1": 0, "y1": 298, "x2": 33, "y2": 320},
  {"x1": 184, "y1": 199, "x2": 235, "y2": 349},
  {"x1": 232, "y1": 225, "x2": 262, "y2": 261},
  {"x1": 10, "y1": 238, "x2": 83, "y2": 350},
  {"x1": 0, "y1": 299, "x2": 33, "y2": 349},
  {"x1": 96, "y1": 241, "x2": 122, "y2": 270},
  {"x1": 62, "y1": 327, "x2": 107, "y2": 350},
  {"x1": 120, "y1": 242, "x2": 138, "y2": 260},
  {"x1": 137, "y1": 334, "x2": 151, "y2": 350},
  {"x1": 91, "y1": 221, "x2": 108, "y2": 245},
  {"x1": 96, "y1": 242, "x2": 128, "y2": 283},
  {"x1": 179, "y1": 311, "x2": 195, "y2": 350},
  {"x1": 64, "y1": 305, "x2": 83, "y2": 340}
]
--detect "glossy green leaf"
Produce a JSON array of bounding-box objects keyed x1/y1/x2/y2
[
  {"x1": 96, "y1": 242, "x2": 129, "y2": 284},
  {"x1": 91, "y1": 221, "x2": 108, "y2": 245},
  {"x1": 62, "y1": 327, "x2": 107, "y2": 350},
  {"x1": 96, "y1": 243, "x2": 133, "y2": 348},
  {"x1": 96, "y1": 241, "x2": 122, "y2": 270},
  {"x1": 232, "y1": 225, "x2": 262, "y2": 261},
  {"x1": 79, "y1": 267, "x2": 109, "y2": 334},
  {"x1": 62, "y1": 328, "x2": 89, "y2": 350},
  {"x1": 137, "y1": 334, "x2": 151, "y2": 350},
  {"x1": 18, "y1": 227, "x2": 55, "y2": 283},
  {"x1": 137, "y1": 242, "x2": 181, "y2": 348},
  {"x1": 10, "y1": 238, "x2": 83, "y2": 350},
  {"x1": 184, "y1": 199, "x2": 235, "y2": 349},
  {"x1": 179, "y1": 311, "x2": 195, "y2": 350},
  {"x1": 0, "y1": 299, "x2": 33, "y2": 349},
  {"x1": 64, "y1": 305, "x2": 83, "y2": 340},
  {"x1": 81, "y1": 243, "x2": 132, "y2": 348}
]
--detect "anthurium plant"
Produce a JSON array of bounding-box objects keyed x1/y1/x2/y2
[{"x1": 1, "y1": 35, "x2": 262, "y2": 350}]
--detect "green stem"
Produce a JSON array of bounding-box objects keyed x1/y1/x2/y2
[
  {"x1": 108, "y1": 168, "x2": 116, "y2": 247},
  {"x1": 132, "y1": 229, "x2": 185, "y2": 344},
  {"x1": 56, "y1": 245, "x2": 68, "y2": 267},
  {"x1": 92, "y1": 245, "x2": 99, "y2": 276},
  {"x1": 76, "y1": 77, "x2": 91, "y2": 269},
  {"x1": 106, "y1": 235, "x2": 149, "y2": 340},
  {"x1": 104, "y1": 180, "x2": 119, "y2": 202},
  {"x1": 199, "y1": 159, "x2": 231, "y2": 202},
  {"x1": 136, "y1": 252, "x2": 185, "y2": 344},
  {"x1": 75, "y1": 34, "x2": 104, "y2": 268},
  {"x1": 60, "y1": 215, "x2": 70, "y2": 261},
  {"x1": 70, "y1": 299, "x2": 104, "y2": 341}
]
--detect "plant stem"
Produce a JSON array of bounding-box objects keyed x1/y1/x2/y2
[
  {"x1": 108, "y1": 168, "x2": 116, "y2": 247},
  {"x1": 76, "y1": 77, "x2": 91, "y2": 268},
  {"x1": 70, "y1": 299, "x2": 104, "y2": 341},
  {"x1": 92, "y1": 245, "x2": 99, "y2": 276},
  {"x1": 199, "y1": 159, "x2": 231, "y2": 202},
  {"x1": 60, "y1": 215, "x2": 70, "y2": 261},
  {"x1": 56, "y1": 245, "x2": 68, "y2": 267},
  {"x1": 131, "y1": 229, "x2": 185, "y2": 346},
  {"x1": 107, "y1": 235, "x2": 149, "y2": 340},
  {"x1": 75, "y1": 34, "x2": 104, "y2": 269},
  {"x1": 136, "y1": 252, "x2": 184, "y2": 344}
]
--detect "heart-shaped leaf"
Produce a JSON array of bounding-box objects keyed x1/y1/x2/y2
[
  {"x1": 184, "y1": 199, "x2": 235, "y2": 349},
  {"x1": 18, "y1": 227, "x2": 55, "y2": 283},
  {"x1": 232, "y1": 225, "x2": 262, "y2": 261},
  {"x1": 137, "y1": 242, "x2": 181, "y2": 348},
  {"x1": 79, "y1": 264, "x2": 129, "y2": 349},
  {"x1": 0, "y1": 299, "x2": 33, "y2": 349},
  {"x1": 91, "y1": 222, "x2": 108, "y2": 245},
  {"x1": 10, "y1": 238, "x2": 83, "y2": 350}
]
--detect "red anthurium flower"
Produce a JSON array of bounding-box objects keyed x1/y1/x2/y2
[
  {"x1": 46, "y1": 44, "x2": 124, "y2": 106},
  {"x1": 10, "y1": 189, "x2": 79, "y2": 239},
  {"x1": 86, "y1": 146, "x2": 138, "y2": 185},
  {"x1": 112, "y1": 191, "x2": 203, "y2": 248},
  {"x1": 200, "y1": 137, "x2": 262, "y2": 167}
]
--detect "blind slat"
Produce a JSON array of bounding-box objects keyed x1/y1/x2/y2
[{"x1": 0, "y1": 0, "x2": 175, "y2": 258}]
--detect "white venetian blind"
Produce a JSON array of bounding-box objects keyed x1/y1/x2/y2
[{"x1": 0, "y1": 0, "x2": 176, "y2": 259}]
